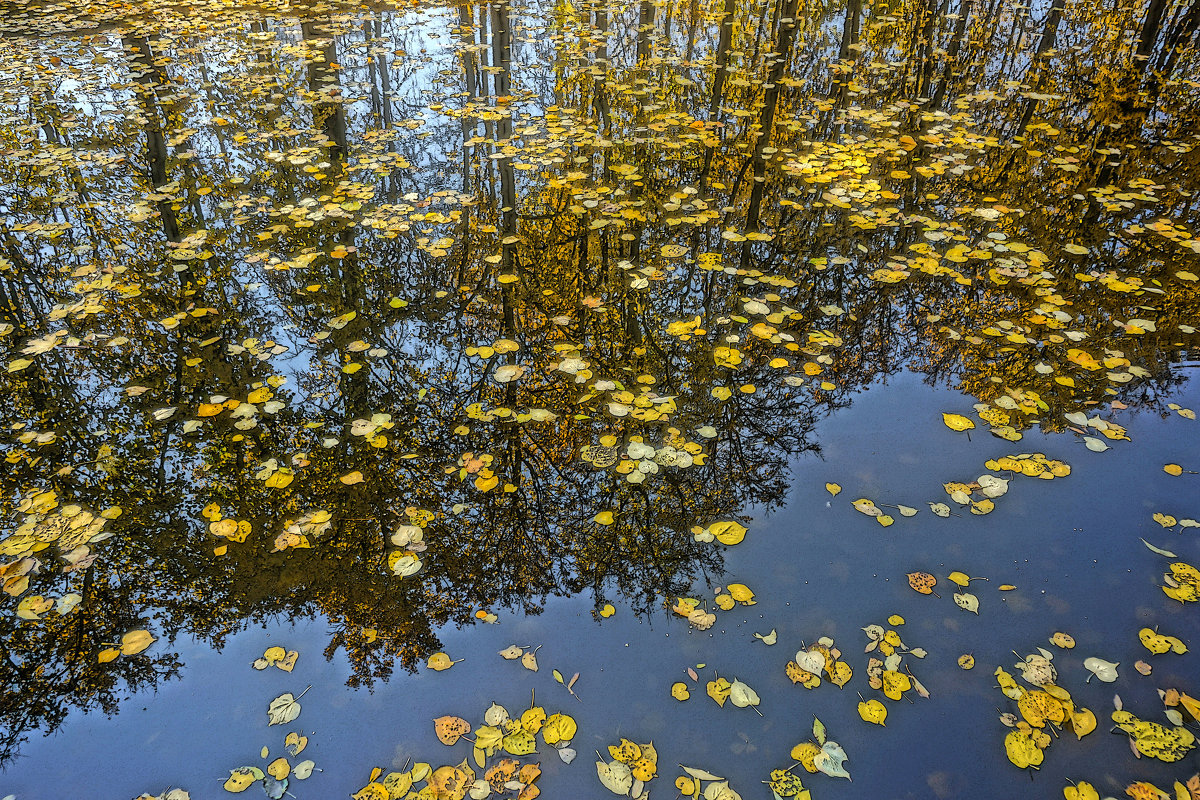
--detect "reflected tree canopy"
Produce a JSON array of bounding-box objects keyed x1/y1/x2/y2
[{"x1": 1, "y1": 0, "x2": 1198, "y2": 765}]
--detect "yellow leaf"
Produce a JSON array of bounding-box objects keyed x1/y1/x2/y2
[
  {"x1": 671, "y1": 682, "x2": 690, "y2": 701},
  {"x1": 97, "y1": 646, "x2": 120, "y2": 663},
  {"x1": 709, "y1": 520, "x2": 747, "y2": 545},
  {"x1": 789, "y1": 742, "x2": 821, "y2": 774},
  {"x1": 706, "y1": 677, "x2": 731, "y2": 706},
  {"x1": 828, "y1": 661, "x2": 852, "y2": 687},
  {"x1": 825, "y1": 483, "x2": 841, "y2": 496},
  {"x1": 267, "y1": 757, "x2": 290, "y2": 780},
  {"x1": 340, "y1": 471, "x2": 365, "y2": 485},
  {"x1": 594, "y1": 511, "x2": 614, "y2": 525},
  {"x1": 427, "y1": 652, "x2": 459, "y2": 671},
  {"x1": 120, "y1": 629, "x2": 155, "y2": 655},
  {"x1": 857, "y1": 699, "x2": 887, "y2": 725},
  {"x1": 599, "y1": 604, "x2": 616, "y2": 618},
  {"x1": 541, "y1": 713, "x2": 577, "y2": 745},
  {"x1": 434, "y1": 715, "x2": 472, "y2": 745},
  {"x1": 1063, "y1": 780, "x2": 1099, "y2": 800},
  {"x1": 224, "y1": 767, "x2": 263, "y2": 792},
  {"x1": 942, "y1": 413, "x2": 976, "y2": 432},
  {"x1": 726, "y1": 583, "x2": 755, "y2": 604},
  {"x1": 474, "y1": 474, "x2": 499, "y2": 492},
  {"x1": 1164, "y1": 464, "x2": 1183, "y2": 476},
  {"x1": 265, "y1": 471, "x2": 294, "y2": 489},
  {"x1": 1004, "y1": 729, "x2": 1045, "y2": 769},
  {"x1": 1070, "y1": 707, "x2": 1097, "y2": 739}
]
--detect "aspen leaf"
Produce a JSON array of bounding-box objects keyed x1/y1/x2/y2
[
  {"x1": 225, "y1": 767, "x2": 264, "y2": 792},
  {"x1": 906, "y1": 572, "x2": 939, "y2": 596},
  {"x1": 942, "y1": 413, "x2": 975, "y2": 432},
  {"x1": 671, "y1": 682, "x2": 690, "y2": 700},
  {"x1": 120, "y1": 629, "x2": 156, "y2": 655},
  {"x1": 725, "y1": 583, "x2": 755, "y2": 604},
  {"x1": 825, "y1": 483, "x2": 841, "y2": 496},
  {"x1": 812, "y1": 741, "x2": 849, "y2": 780},
  {"x1": 267, "y1": 692, "x2": 303, "y2": 725},
  {"x1": 953, "y1": 591, "x2": 979, "y2": 614},
  {"x1": 1138, "y1": 628, "x2": 1187, "y2": 655},
  {"x1": 1004, "y1": 729, "x2": 1044, "y2": 769},
  {"x1": 285, "y1": 732, "x2": 308, "y2": 755},
  {"x1": 857, "y1": 699, "x2": 887, "y2": 725},
  {"x1": 709, "y1": 521, "x2": 747, "y2": 545},
  {"x1": 706, "y1": 677, "x2": 731, "y2": 706},
  {"x1": 435, "y1": 716, "x2": 472, "y2": 745},
  {"x1": 499, "y1": 645, "x2": 524, "y2": 660},
  {"x1": 1083, "y1": 657, "x2": 1118, "y2": 682},
  {"x1": 542, "y1": 712, "x2": 576, "y2": 745},
  {"x1": 596, "y1": 760, "x2": 633, "y2": 795},
  {"x1": 727, "y1": 679, "x2": 760, "y2": 709},
  {"x1": 1050, "y1": 632, "x2": 1076, "y2": 649},
  {"x1": 427, "y1": 652, "x2": 461, "y2": 671},
  {"x1": 267, "y1": 758, "x2": 290, "y2": 780},
  {"x1": 521, "y1": 650, "x2": 539, "y2": 671}
]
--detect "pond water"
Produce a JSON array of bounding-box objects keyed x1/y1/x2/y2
[{"x1": 1, "y1": 0, "x2": 1199, "y2": 798}]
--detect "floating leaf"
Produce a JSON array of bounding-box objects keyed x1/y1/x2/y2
[
  {"x1": 1138, "y1": 628, "x2": 1187, "y2": 655},
  {"x1": 857, "y1": 698, "x2": 887, "y2": 725},
  {"x1": 942, "y1": 413, "x2": 975, "y2": 432},
  {"x1": 596, "y1": 760, "x2": 633, "y2": 795},
  {"x1": 825, "y1": 483, "x2": 841, "y2": 497},
  {"x1": 1004, "y1": 729, "x2": 1044, "y2": 769},
  {"x1": 1049, "y1": 632, "x2": 1076, "y2": 649},
  {"x1": 120, "y1": 629, "x2": 156, "y2": 655},
  {"x1": 812, "y1": 741, "x2": 849, "y2": 780},
  {"x1": 707, "y1": 677, "x2": 732, "y2": 707},
  {"x1": 953, "y1": 591, "x2": 979, "y2": 614},
  {"x1": 435, "y1": 716, "x2": 472, "y2": 745},
  {"x1": 1112, "y1": 710, "x2": 1196, "y2": 761},
  {"x1": 753, "y1": 629, "x2": 777, "y2": 645},
  {"x1": 1141, "y1": 539, "x2": 1178, "y2": 558},
  {"x1": 267, "y1": 692, "x2": 303, "y2": 726},
  {"x1": 907, "y1": 572, "x2": 939, "y2": 596},
  {"x1": 728, "y1": 679, "x2": 760, "y2": 710},
  {"x1": 1083, "y1": 657, "x2": 1119, "y2": 682},
  {"x1": 224, "y1": 767, "x2": 265, "y2": 792},
  {"x1": 428, "y1": 652, "x2": 461, "y2": 671}
]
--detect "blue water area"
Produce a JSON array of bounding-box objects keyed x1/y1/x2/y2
[{"x1": 5, "y1": 371, "x2": 1198, "y2": 799}]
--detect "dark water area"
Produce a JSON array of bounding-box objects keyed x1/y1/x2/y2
[{"x1": 1, "y1": 0, "x2": 1199, "y2": 797}]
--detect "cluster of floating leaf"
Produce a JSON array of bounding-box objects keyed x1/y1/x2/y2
[
  {"x1": 768, "y1": 717, "x2": 851, "y2": 797},
  {"x1": 224, "y1": 667, "x2": 317, "y2": 798},
  {"x1": 670, "y1": 579, "x2": 755, "y2": 631},
  {"x1": 861, "y1": 619, "x2": 929, "y2": 705},
  {"x1": 596, "y1": 738, "x2": 659, "y2": 798},
  {"x1": 579, "y1": 430, "x2": 708, "y2": 485},
  {"x1": 994, "y1": 645, "x2": 1098, "y2": 770},
  {"x1": 347, "y1": 698, "x2": 573, "y2": 800},
  {"x1": 785, "y1": 635, "x2": 853, "y2": 691}
]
